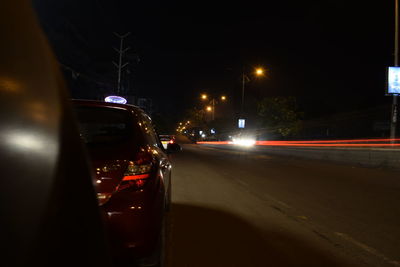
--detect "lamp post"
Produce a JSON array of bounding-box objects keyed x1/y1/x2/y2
[
  {"x1": 241, "y1": 67, "x2": 265, "y2": 117},
  {"x1": 390, "y1": 0, "x2": 399, "y2": 140},
  {"x1": 201, "y1": 94, "x2": 227, "y2": 121}
]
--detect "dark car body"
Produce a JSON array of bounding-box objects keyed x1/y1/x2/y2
[{"x1": 72, "y1": 100, "x2": 171, "y2": 262}]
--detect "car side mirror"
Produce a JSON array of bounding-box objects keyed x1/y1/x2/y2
[{"x1": 167, "y1": 143, "x2": 182, "y2": 153}]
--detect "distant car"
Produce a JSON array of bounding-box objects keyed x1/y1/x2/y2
[
  {"x1": 159, "y1": 135, "x2": 176, "y2": 149},
  {"x1": 73, "y1": 99, "x2": 174, "y2": 266}
]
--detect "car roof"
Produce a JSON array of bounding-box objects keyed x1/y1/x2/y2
[{"x1": 71, "y1": 99, "x2": 146, "y2": 116}]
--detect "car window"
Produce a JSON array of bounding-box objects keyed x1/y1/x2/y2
[
  {"x1": 139, "y1": 113, "x2": 160, "y2": 147},
  {"x1": 154, "y1": 130, "x2": 166, "y2": 149},
  {"x1": 75, "y1": 106, "x2": 140, "y2": 145}
]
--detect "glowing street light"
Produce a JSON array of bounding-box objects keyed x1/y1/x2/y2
[
  {"x1": 200, "y1": 93, "x2": 227, "y2": 120},
  {"x1": 255, "y1": 67, "x2": 264, "y2": 76},
  {"x1": 241, "y1": 65, "x2": 267, "y2": 117}
]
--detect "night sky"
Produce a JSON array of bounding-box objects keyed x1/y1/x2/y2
[{"x1": 32, "y1": 0, "x2": 396, "y2": 121}]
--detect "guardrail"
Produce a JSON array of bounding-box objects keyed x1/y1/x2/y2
[{"x1": 197, "y1": 139, "x2": 400, "y2": 170}]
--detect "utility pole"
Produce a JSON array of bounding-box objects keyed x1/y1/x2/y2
[
  {"x1": 212, "y1": 98, "x2": 215, "y2": 121},
  {"x1": 240, "y1": 67, "x2": 252, "y2": 117},
  {"x1": 241, "y1": 71, "x2": 245, "y2": 116},
  {"x1": 391, "y1": 0, "x2": 399, "y2": 140},
  {"x1": 113, "y1": 32, "x2": 131, "y2": 95}
]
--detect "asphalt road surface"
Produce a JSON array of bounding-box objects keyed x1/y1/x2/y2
[{"x1": 165, "y1": 144, "x2": 400, "y2": 267}]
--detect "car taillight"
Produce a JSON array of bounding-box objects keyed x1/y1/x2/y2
[
  {"x1": 169, "y1": 139, "x2": 174, "y2": 144},
  {"x1": 115, "y1": 153, "x2": 153, "y2": 192}
]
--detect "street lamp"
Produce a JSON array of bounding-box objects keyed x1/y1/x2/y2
[
  {"x1": 255, "y1": 67, "x2": 264, "y2": 76},
  {"x1": 241, "y1": 66, "x2": 266, "y2": 116},
  {"x1": 201, "y1": 93, "x2": 227, "y2": 120}
]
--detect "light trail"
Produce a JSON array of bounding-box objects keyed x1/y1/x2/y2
[
  {"x1": 255, "y1": 143, "x2": 400, "y2": 147},
  {"x1": 257, "y1": 138, "x2": 400, "y2": 144},
  {"x1": 197, "y1": 139, "x2": 400, "y2": 148},
  {"x1": 197, "y1": 141, "x2": 230, "y2": 145}
]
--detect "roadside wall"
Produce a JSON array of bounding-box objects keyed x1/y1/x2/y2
[{"x1": 200, "y1": 144, "x2": 400, "y2": 170}]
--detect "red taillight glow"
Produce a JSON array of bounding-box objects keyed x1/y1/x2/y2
[
  {"x1": 169, "y1": 139, "x2": 174, "y2": 144},
  {"x1": 116, "y1": 173, "x2": 151, "y2": 192},
  {"x1": 122, "y1": 174, "x2": 150, "y2": 181},
  {"x1": 115, "y1": 151, "x2": 153, "y2": 192}
]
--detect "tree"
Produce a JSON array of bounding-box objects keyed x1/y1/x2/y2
[
  {"x1": 257, "y1": 96, "x2": 303, "y2": 137},
  {"x1": 184, "y1": 107, "x2": 207, "y2": 128}
]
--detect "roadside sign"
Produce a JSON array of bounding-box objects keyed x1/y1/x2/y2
[
  {"x1": 238, "y1": 119, "x2": 245, "y2": 128},
  {"x1": 387, "y1": 67, "x2": 400, "y2": 95}
]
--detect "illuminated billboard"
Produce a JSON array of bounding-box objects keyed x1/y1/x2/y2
[
  {"x1": 238, "y1": 119, "x2": 245, "y2": 128},
  {"x1": 104, "y1": 95, "x2": 127, "y2": 104},
  {"x1": 388, "y1": 67, "x2": 400, "y2": 95}
]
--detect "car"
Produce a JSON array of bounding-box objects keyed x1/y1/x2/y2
[
  {"x1": 159, "y1": 135, "x2": 176, "y2": 149},
  {"x1": 72, "y1": 99, "x2": 175, "y2": 266}
]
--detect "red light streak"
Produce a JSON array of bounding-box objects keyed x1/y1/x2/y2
[
  {"x1": 257, "y1": 138, "x2": 400, "y2": 144},
  {"x1": 255, "y1": 142, "x2": 400, "y2": 147},
  {"x1": 197, "y1": 139, "x2": 400, "y2": 148},
  {"x1": 197, "y1": 141, "x2": 230, "y2": 145}
]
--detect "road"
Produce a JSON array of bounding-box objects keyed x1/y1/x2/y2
[{"x1": 165, "y1": 144, "x2": 400, "y2": 267}]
